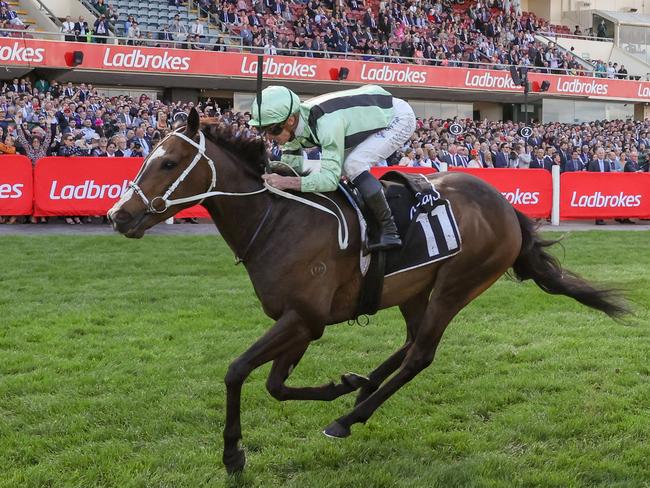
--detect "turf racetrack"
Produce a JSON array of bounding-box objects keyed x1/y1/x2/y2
[{"x1": 1, "y1": 232, "x2": 649, "y2": 487}]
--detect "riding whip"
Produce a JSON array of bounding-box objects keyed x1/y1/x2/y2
[{"x1": 256, "y1": 54, "x2": 271, "y2": 174}]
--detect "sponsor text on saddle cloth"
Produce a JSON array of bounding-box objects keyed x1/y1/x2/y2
[
  {"x1": 380, "y1": 171, "x2": 461, "y2": 276},
  {"x1": 343, "y1": 171, "x2": 462, "y2": 277}
]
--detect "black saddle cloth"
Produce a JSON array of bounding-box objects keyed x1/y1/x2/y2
[
  {"x1": 360, "y1": 171, "x2": 461, "y2": 276},
  {"x1": 383, "y1": 172, "x2": 460, "y2": 275},
  {"x1": 340, "y1": 171, "x2": 461, "y2": 316}
]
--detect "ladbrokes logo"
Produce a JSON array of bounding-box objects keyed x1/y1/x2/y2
[
  {"x1": 501, "y1": 189, "x2": 540, "y2": 205},
  {"x1": 637, "y1": 84, "x2": 650, "y2": 98},
  {"x1": 0, "y1": 183, "x2": 23, "y2": 199},
  {"x1": 0, "y1": 42, "x2": 44, "y2": 63},
  {"x1": 360, "y1": 64, "x2": 427, "y2": 84},
  {"x1": 464, "y1": 71, "x2": 520, "y2": 90},
  {"x1": 556, "y1": 77, "x2": 608, "y2": 96},
  {"x1": 241, "y1": 56, "x2": 317, "y2": 78},
  {"x1": 49, "y1": 179, "x2": 129, "y2": 200},
  {"x1": 570, "y1": 191, "x2": 641, "y2": 208},
  {"x1": 103, "y1": 47, "x2": 190, "y2": 70}
]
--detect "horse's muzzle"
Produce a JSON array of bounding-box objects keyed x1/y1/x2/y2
[{"x1": 107, "y1": 208, "x2": 147, "y2": 238}]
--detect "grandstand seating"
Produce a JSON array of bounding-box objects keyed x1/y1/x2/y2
[
  {"x1": 112, "y1": 0, "x2": 223, "y2": 43},
  {"x1": 78, "y1": 0, "x2": 591, "y2": 73},
  {"x1": 1, "y1": 0, "x2": 36, "y2": 36}
]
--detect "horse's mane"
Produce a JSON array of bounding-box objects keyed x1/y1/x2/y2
[{"x1": 200, "y1": 119, "x2": 267, "y2": 175}]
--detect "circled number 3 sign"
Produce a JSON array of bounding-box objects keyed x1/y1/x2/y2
[{"x1": 448, "y1": 123, "x2": 463, "y2": 136}]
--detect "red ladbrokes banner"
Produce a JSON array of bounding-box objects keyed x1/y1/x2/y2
[
  {"x1": 4, "y1": 156, "x2": 650, "y2": 219},
  {"x1": 4, "y1": 38, "x2": 650, "y2": 101},
  {"x1": 560, "y1": 172, "x2": 650, "y2": 219},
  {"x1": 449, "y1": 167, "x2": 553, "y2": 218},
  {"x1": 0, "y1": 155, "x2": 33, "y2": 215},
  {"x1": 32, "y1": 157, "x2": 209, "y2": 217},
  {"x1": 370, "y1": 166, "x2": 437, "y2": 179}
]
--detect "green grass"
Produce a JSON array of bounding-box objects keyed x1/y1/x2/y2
[{"x1": 0, "y1": 232, "x2": 649, "y2": 488}]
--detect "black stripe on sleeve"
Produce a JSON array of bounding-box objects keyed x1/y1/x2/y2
[{"x1": 307, "y1": 93, "x2": 393, "y2": 137}]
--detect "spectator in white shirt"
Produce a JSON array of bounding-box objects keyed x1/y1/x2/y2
[
  {"x1": 189, "y1": 18, "x2": 204, "y2": 37},
  {"x1": 127, "y1": 21, "x2": 141, "y2": 45},
  {"x1": 398, "y1": 148, "x2": 415, "y2": 166},
  {"x1": 467, "y1": 149, "x2": 482, "y2": 168},
  {"x1": 263, "y1": 39, "x2": 277, "y2": 55},
  {"x1": 62, "y1": 16, "x2": 76, "y2": 41},
  {"x1": 171, "y1": 15, "x2": 188, "y2": 47},
  {"x1": 80, "y1": 118, "x2": 98, "y2": 140}
]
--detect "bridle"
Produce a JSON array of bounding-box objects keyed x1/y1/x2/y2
[
  {"x1": 126, "y1": 126, "x2": 349, "y2": 251},
  {"x1": 128, "y1": 128, "x2": 266, "y2": 214}
]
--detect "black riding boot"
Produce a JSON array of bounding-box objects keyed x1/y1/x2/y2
[{"x1": 353, "y1": 171, "x2": 402, "y2": 252}]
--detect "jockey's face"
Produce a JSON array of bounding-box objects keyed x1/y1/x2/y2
[{"x1": 265, "y1": 114, "x2": 298, "y2": 145}]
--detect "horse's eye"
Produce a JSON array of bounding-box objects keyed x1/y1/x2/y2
[{"x1": 162, "y1": 160, "x2": 176, "y2": 170}]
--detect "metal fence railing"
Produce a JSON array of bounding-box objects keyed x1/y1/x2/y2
[
  {"x1": 537, "y1": 31, "x2": 613, "y2": 43},
  {"x1": 31, "y1": 0, "x2": 63, "y2": 28}
]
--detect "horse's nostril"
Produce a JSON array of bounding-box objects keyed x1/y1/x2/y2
[{"x1": 112, "y1": 209, "x2": 133, "y2": 225}]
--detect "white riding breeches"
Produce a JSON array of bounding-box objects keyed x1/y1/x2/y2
[{"x1": 343, "y1": 97, "x2": 416, "y2": 180}]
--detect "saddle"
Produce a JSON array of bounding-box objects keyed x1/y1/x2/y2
[{"x1": 340, "y1": 171, "x2": 462, "y2": 318}]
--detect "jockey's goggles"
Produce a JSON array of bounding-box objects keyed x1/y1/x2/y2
[{"x1": 261, "y1": 120, "x2": 288, "y2": 136}]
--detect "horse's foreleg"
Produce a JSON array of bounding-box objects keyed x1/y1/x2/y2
[
  {"x1": 266, "y1": 344, "x2": 369, "y2": 401},
  {"x1": 223, "y1": 310, "x2": 311, "y2": 474}
]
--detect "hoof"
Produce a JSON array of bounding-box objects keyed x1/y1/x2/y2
[
  {"x1": 224, "y1": 448, "x2": 246, "y2": 475},
  {"x1": 322, "y1": 420, "x2": 351, "y2": 438},
  {"x1": 341, "y1": 372, "x2": 370, "y2": 390}
]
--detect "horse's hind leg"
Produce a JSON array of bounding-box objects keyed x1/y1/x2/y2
[
  {"x1": 265, "y1": 291, "x2": 430, "y2": 403},
  {"x1": 324, "y1": 269, "x2": 505, "y2": 438},
  {"x1": 265, "y1": 341, "x2": 370, "y2": 401},
  {"x1": 266, "y1": 290, "x2": 430, "y2": 402},
  {"x1": 354, "y1": 289, "x2": 430, "y2": 406}
]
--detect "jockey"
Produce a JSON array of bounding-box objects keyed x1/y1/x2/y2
[{"x1": 249, "y1": 84, "x2": 416, "y2": 252}]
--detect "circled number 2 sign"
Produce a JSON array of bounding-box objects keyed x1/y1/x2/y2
[{"x1": 519, "y1": 126, "x2": 533, "y2": 138}]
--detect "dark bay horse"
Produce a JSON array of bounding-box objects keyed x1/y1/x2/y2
[{"x1": 108, "y1": 108, "x2": 628, "y2": 474}]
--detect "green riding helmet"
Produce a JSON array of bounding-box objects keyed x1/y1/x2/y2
[{"x1": 249, "y1": 86, "x2": 300, "y2": 127}]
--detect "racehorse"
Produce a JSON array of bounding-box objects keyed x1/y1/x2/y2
[{"x1": 108, "y1": 108, "x2": 629, "y2": 474}]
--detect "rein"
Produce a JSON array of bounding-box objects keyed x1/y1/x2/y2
[
  {"x1": 264, "y1": 182, "x2": 349, "y2": 250},
  {"x1": 234, "y1": 201, "x2": 273, "y2": 265},
  {"x1": 129, "y1": 129, "x2": 349, "y2": 251}
]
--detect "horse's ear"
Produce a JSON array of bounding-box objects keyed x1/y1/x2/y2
[{"x1": 185, "y1": 107, "x2": 200, "y2": 137}]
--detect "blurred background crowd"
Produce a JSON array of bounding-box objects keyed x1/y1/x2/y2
[
  {"x1": 51, "y1": 0, "x2": 627, "y2": 78},
  {"x1": 2, "y1": 79, "x2": 648, "y2": 173}
]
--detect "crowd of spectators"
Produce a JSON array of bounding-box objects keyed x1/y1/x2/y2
[
  {"x1": 0, "y1": 0, "x2": 25, "y2": 31},
  {"x1": 59, "y1": 0, "x2": 618, "y2": 78},
  {"x1": 62, "y1": 0, "x2": 219, "y2": 49},
  {"x1": 388, "y1": 117, "x2": 650, "y2": 174},
  {"x1": 123, "y1": 14, "x2": 216, "y2": 49},
  {"x1": 1, "y1": 79, "x2": 648, "y2": 223},
  {"x1": 61, "y1": 12, "x2": 112, "y2": 44},
  {"x1": 192, "y1": 0, "x2": 596, "y2": 75}
]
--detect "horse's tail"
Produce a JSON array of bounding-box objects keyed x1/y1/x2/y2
[{"x1": 511, "y1": 209, "x2": 630, "y2": 319}]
